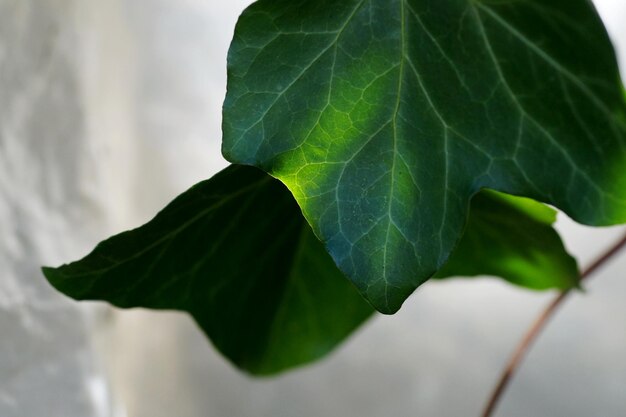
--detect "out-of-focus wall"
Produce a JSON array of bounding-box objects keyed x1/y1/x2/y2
[
  {"x1": 0, "y1": 1, "x2": 121, "y2": 416},
  {"x1": 0, "y1": 1, "x2": 625, "y2": 417}
]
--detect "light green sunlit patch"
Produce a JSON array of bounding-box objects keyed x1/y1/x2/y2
[
  {"x1": 483, "y1": 189, "x2": 556, "y2": 224},
  {"x1": 488, "y1": 251, "x2": 577, "y2": 290},
  {"x1": 317, "y1": 107, "x2": 353, "y2": 144},
  {"x1": 604, "y1": 151, "x2": 626, "y2": 220}
]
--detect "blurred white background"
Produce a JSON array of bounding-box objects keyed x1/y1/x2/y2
[{"x1": 1, "y1": 1, "x2": 625, "y2": 416}]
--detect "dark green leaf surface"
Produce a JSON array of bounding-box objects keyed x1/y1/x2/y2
[
  {"x1": 44, "y1": 165, "x2": 577, "y2": 375},
  {"x1": 45, "y1": 165, "x2": 373, "y2": 375},
  {"x1": 222, "y1": 0, "x2": 626, "y2": 313}
]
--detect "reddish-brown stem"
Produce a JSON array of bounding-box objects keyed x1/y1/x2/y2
[{"x1": 481, "y1": 231, "x2": 626, "y2": 417}]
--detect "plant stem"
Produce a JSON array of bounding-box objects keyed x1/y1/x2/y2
[{"x1": 481, "y1": 231, "x2": 626, "y2": 417}]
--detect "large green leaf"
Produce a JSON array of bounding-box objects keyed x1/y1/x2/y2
[
  {"x1": 43, "y1": 165, "x2": 577, "y2": 375},
  {"x1": 222, "y1": 0, "x2": 626, "y2": 313},
  {"x1": 45, "y1": 165, "x2": 373, "y2": 375}
]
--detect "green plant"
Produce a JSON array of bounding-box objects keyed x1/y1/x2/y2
[{"x1": 43, "y1": 0, "x2": 626, "y2": 414}]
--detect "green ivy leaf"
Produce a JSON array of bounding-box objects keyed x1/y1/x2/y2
[
  {"x1": 44, "y1": 165, "x2": 373, "y2": 375},
  {"x1": 222, "y1": 0, "x2": 626, "y2": 313},
  {"x1": 43, "y1": 165, "x2": 577, "y2": 375}
]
